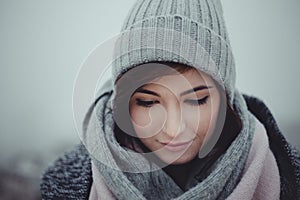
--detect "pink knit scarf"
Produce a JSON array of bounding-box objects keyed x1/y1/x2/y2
[
  {"x1": 89, "y1": 117, "x2": 280, "y2": 200},
  {"x1": 226, "y1": 117, "x2": 280, "y2": 199}
]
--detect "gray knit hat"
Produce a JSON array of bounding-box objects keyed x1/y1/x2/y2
[{"x1": 112, "y1": 0, "x2": 236, "y2": 103}]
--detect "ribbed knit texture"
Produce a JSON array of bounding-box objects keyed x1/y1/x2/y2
[{"x1": 112, "y1": 0, "x2": 236, "y2": 103}]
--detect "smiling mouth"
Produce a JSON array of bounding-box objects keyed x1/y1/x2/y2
[{"x1": 161, "y1": 140, "x2": 193, "y2": 152}]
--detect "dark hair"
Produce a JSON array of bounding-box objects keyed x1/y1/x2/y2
[{"x1": 113, "y1": 62, "x2": 242, "y2": 174}]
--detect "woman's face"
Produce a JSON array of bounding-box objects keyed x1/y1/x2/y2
[{"x1": 129, "y1": 68, "x2": 221, "y2": 165}]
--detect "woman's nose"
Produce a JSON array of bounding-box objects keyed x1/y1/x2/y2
[{"x1": 162, "y1": 103, "x2": 186, "y2": 138}]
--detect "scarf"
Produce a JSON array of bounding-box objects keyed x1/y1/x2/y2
[
  {"x1": 82, "y1": 83, "x2": 256, "y2": 200},
  {"x1": 226, "y1": 117, "x2": 280, "y2": 199},
  {"x1": 88, "y1": 111, "x2": 281, "y2": 200}
]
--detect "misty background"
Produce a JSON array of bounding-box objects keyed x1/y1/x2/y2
[{"x1": 1, "y1": 0, "x2": 299, "y2": 199}]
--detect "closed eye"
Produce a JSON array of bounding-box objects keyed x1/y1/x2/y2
[
  {"x1": 184, "y1": 96, "x2": 209, "y2": 106},
  {"x1": 136, "y1": 99, "x2": 159, "y2": 107}
]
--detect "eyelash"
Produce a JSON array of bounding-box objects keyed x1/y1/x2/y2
[
  {"x1": 136, "y1": 99, "x2": 159, "y2": 107},
  {"x1": 135, "y1": 96, "x2": 209, "y2": 107},
  {"x1": 184, "y1": 96, "x2": 209, "y2": 106}
]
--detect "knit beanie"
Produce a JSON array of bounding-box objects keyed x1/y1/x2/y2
[{"x1": 112, "y1": 0, "x2": 236, "y2": 103}]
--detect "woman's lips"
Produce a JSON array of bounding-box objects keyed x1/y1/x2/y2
[{"x1": 161, "y1": 140, "x2": 193, "y2": 152}]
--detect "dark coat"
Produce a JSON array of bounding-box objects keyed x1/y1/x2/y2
[{"x1": 40, "y1": 95, "x2": 300, "y2": 199}]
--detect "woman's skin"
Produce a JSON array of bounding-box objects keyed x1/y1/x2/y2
[{"x1": 129, "y1": 68, "x2": 221, "y2": 165}]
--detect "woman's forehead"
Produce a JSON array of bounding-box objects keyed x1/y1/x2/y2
[
  {"x1": 138, "y1": 70, "x2": 215, "y2": 96},
  {"x1": 150, "y1": 70, "x2": 213, "y2": 86}
]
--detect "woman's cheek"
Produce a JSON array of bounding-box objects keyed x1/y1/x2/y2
[
  {"x1": 182, "y1": 105, "x2": 202, "y2": 131},
  {"x1": 130, "y1": 107, "x2": 151, "y2": 127},
  {"x1": 131, "y1": 105, "x2": 166, "y2": 138},
  {"x1": 183, "y1": 104, "x2": 213, "y2": 139}
]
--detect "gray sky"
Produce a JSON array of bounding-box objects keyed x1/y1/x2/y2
[{"x1": 0, "y1": 0, "x2": 299, "y2": 162}]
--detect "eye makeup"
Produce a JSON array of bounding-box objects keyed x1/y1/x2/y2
[
  {"x1": 184, "y1": 96, "x2": 209, "y2": 106},
  {"x1": 135, "y1": 95, "x2": 209, "y2": 108},
  {"x1": 135, "y1": 98, "x2": 159, "y2": 107}
]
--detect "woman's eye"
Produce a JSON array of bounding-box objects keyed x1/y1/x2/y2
[
  {"x1": 136, "y1": 99, "x2": 159, "y2": 107},
  {"x1": 185, "y1": 96, "x2": 209, "y2": 106}
]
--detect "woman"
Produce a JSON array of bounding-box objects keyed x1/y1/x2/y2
[{"x1": 41, "y1": 0, "x2": 300, "y2": 199}]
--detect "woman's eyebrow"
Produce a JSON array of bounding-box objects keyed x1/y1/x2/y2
[
  {"x1": 180, "y1": 85, "x2": 212, "y2": 96},
  {"x1": 135, "y1": 85, "x2": 212, "y2": 97},
  {"x1": 135, "y1": 88, "x2": 160, "y2": 97}
]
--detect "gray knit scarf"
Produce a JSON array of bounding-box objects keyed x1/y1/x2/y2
[{"x1": 82, "y1": 83, "x2": 255, "y2": 200}]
